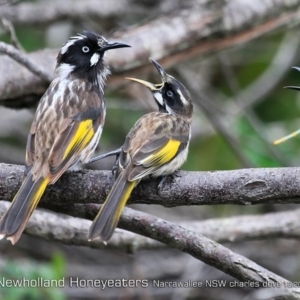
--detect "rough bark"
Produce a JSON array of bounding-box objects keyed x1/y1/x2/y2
[
  {"x1": 1, "y1": 163, "x2": 300, "y2": 208},
  {"x1": 2, "y1": 199, "x2": 300, "y2": 251}
]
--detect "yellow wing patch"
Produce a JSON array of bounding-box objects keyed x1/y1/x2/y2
[
  {"x1": 141, "y1": 139, "x2": 181, "y2": 166},
  {"x1": 63, "y1": 119, "x2": 94, "y2": 160}
]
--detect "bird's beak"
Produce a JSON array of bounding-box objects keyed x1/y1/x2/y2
[
  {"x1": 100, "y1": 42, "x2": 131, "y2": 52},
  {"x1": 125, "y1": 77, "x2": 162, "y2": 91},
  {"x1": 284, "y1": 86, "x2": 300, "y2": 91},
  {"x1": 126, "y1": 59, "x2": 168, "y2": 91},
  {"x1": 284, "y1": 67, "x2": 300, "y2": 91},
  {"x1": 150, "y1": 58, "x2": 168, "y2": 82}
]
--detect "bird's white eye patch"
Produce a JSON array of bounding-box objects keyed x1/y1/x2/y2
[
  {"x1": 90, "y1": 53, "x2": 100, "y2": 66},
  {"x1": 82, "y1": 46, "x2": 90, "y2": 53},
  {"x1": 177, "y1": 89, "x2": 187, "y2": 105}
]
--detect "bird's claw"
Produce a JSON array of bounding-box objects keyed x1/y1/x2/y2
[{"x1": 157, "y1": 170, "x2": 181, "y2": 191}]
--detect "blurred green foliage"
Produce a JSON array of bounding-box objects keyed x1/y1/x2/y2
[
  {"x1": 2, "y1": 27, "x2": 46, "y2": 52},
  {"x1": 0, "y1": 253, "x2": 66, "y2": 300}
]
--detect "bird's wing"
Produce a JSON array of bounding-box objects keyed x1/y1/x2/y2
[
  {"x1": 25, "y1": 121, "x2": 36, "y2": 169},
  {"x1": 26, "y1": 85, "x2": 103, "y2": 182},
  {"x1": 47, "y1": 106, "x2": 102, "y2": 181},
  {"x1": 127, "y1": 131, "x2": 189, "y2": 181}
]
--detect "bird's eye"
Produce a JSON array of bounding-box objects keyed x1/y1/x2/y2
[
  {"x1": 166, "y1": 90, "x2": 173, "y2": 98},
  {"x1": 82, "y1": 46, "x2": 90, "y2": 53}
]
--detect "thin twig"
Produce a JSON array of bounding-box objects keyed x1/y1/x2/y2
[
  {"x1": 0, "y1": 42, "x2": 52, "y2": 82},
  {"x1": 232, "y1": 33, "x2": 300, "y2": 111},
  {"x1": 218, "y1": 50, "x2": 292, "y2": 166},
  {"x1": 177, "y1": 68, "x2": 254, "y2": 168},
  {"x1": 0, "y1": 18, "x2": 24, "y2": 51}
]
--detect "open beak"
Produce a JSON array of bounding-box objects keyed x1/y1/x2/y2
[
  {"x1": 125, "y1": 77, "x2": 162, "y2": 91},
  {"x1": 149, "y1": 58, "x2": 168, "y2": 82},
  {"x1": 126, "y1": 59, "x2": 168, "y2": 90},
  {"x1": 100, "y1": 41, "x2": 131, "y2": 52}
]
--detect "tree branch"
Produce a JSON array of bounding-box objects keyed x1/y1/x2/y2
[
  {"x1": 3, "y1": 199, "x2": 300, "y2": 251},
  {"x1": 0, "y1": 200, "x2": 159, "y2": 252},
  {"x1": 0, "y1": 49, "x2": 56, "y2": 107},
  {"x1": 2, "y1": 163, "x2": 300, "y2": 207},
  {"x1": 0, "y1": 42, "x2": 52, "y2": 82},
  {"x1": 0, "y1": 18, "x2": 25, "y2": 51}
]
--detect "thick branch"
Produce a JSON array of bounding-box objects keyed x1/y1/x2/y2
[
  {"x1": 1, "y1": 163, "x2": 300, "y2": 208},
  {"x1": 1, "y1": 0, "x2": 300, "y2": 104},
  {"x1": 2, "y1": 199, "x2": 300, "y2": 251},
  {"x1": 0, "y1": 201, "x2": 159, "y2": 251}
]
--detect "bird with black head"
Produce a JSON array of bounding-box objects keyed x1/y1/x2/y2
[
  {"x1": 89, "y1": 59, "x2": 193, "y2": 242},
  {"x1": 0, "y1": 31, "x2": 130, "y2": 244}
]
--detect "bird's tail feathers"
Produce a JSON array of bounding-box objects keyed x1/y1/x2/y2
[
  {"x1": 88, "y1": 171, "x2": 135, "y2": 242},
  {"x1": 0, "y1": 173, "x2": 49, "y2": 244}
]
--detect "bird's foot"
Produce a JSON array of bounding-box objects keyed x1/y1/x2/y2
[{"x1": 157, "y1": 170, "x2": 181, "y2": 191}]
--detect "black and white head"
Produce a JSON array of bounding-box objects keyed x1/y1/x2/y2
[
  {"x1": 56, "y1": 31, "x2": 130, "y2": 87},
  {"x1": 284, "y1": 66, "x2": 300, "y2": 92},
  {"x1": 127, "y1": 59, "x2": 193, "y2": 118}
]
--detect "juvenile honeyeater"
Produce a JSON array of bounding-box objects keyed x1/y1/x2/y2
[
  {"x1": 0, "y1": 31, "x2": 130, "y2": 244},
  {"x1": 89, "y1": 59, "x2": 193, "y2": 242}
]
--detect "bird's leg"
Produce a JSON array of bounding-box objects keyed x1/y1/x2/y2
[
  {"x1": 112, "y1": 157, "x2": 120, "y2": 179},
  {"x1": 157, "y1": 170, "x2": 181, "y2": 190},
  {"x1": 86, "y1": 147, "x2": 123, "y2": 165}
]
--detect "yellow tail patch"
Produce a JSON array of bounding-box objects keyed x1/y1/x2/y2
[
  {"x1": 29, "y1": 177, "x2": 49, "y2": 215},
  {"x1": 115, "y1": 181, "x2": 135, "y2": 220}
]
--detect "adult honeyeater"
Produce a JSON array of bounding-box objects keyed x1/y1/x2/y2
[
  {"x1": 89, "y1": 59, "x2": 193, "y2": 242},
  {"x1": 0, "y1": 31, "x2": 130, "y2": 244}
]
